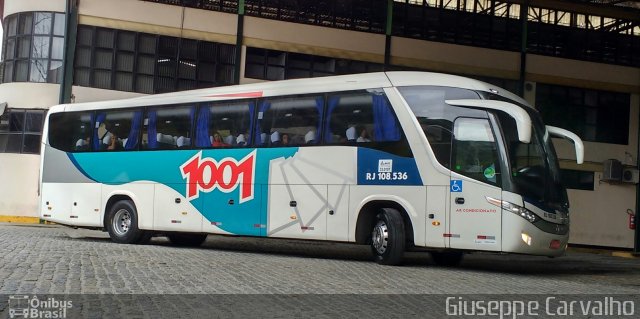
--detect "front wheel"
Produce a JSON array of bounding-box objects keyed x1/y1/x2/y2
[
  {"x1": 370, "y1": 208, "x2": 406, "y2": 265},
  {"x1": 106, "y1": 200, "x2": 149, "y2": 244}
]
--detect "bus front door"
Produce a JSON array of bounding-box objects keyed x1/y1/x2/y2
[{"x1": 448, "y1": 117, "x2": 502, "y2": 251}]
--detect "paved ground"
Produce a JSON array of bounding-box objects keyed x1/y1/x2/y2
[{"x1": 0, "y1": 223, "x2": 639, "y2": 317}]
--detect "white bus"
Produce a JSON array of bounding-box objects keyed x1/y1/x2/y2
[{"x1": 40, "y1": 72, "x2": 583, "y2": 265}]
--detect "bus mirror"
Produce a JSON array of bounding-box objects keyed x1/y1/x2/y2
[
  {"x1": 546, "y1": 125, "x2": 584, "y2": 164},
  {"x1": 445, "y1": 99, "x2": 532, "y2": 143}
]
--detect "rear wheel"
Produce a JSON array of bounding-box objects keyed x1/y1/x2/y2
[
  {"x1": 167, "y1": 233, "x2": 208, "y2": 247},
  {"x1": 106, "y1": 200, "x2": 149, "y2": 244},
  {"x1": 431, "y1": 251, "x2": 464, "y2": 267},
  {"x1": 370, "y1": 208, "x2": 405, "y2": 265}
]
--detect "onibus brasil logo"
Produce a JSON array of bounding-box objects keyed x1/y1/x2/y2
[
  {"x1": 8, "y1": 295, "x2": 72, "y2": 318},
  {"x1": 180, "y1": 150, "x2": 256, "y2": 203}
]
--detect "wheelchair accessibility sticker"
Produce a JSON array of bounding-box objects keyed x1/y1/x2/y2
[{"x1": 450, "y1": 180, "x2": 463, "y2": 192}]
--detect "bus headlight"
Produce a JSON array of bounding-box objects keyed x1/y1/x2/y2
[{"x1": 486, "y1": 197, "x2": 538, "y2": 223}]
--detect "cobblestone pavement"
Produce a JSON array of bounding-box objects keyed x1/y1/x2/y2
[{"x1": 0, "y1": 223, "x2": 638, "y2": 296}]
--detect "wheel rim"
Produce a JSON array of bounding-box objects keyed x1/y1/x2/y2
[
  {"x1": 372, "y1": 220, "x2": 389, "y2": 255},
  {"x1": 113, "y1": 209, "x2": 132, "y2": 236}
]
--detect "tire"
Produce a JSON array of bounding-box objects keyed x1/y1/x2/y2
[
  {"x1": 167, "y1": 233, "x2": 208, "y2": 247},
  {"x1": 370, "y1": 208, "x2": 406, "y2": 265},
  {"x1": 431, "y1": 251, "x2": 464, "y2": 267},
  {"x1": 106, "y1": 200, "x2": 149, "y2": 244}
]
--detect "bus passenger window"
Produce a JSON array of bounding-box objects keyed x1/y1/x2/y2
[
  {"x1": 144, "y1": 105, "x2": 194, "y2": 150},
  {"x1": 325, "y1": 90, "x2": 400, "y2": 144},
  {"x1": 48, "y1": 112, "x2": 93, "y2": 152},
  {"x1": 257, "y1": 95, "x2": 322, "y2": 147},
  {"x1": 195, "y1": 101, "x2": 252, "y2": 148},
  {"x1": 93, "y1": 110, "x2": 142, "y2": 151}
]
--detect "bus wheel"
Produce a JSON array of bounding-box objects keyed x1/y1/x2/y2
[
  {"x1": 167, "y1": 233, "x2": 208, "y2": 247},
  {"x1": 106, "y1": 200, "x2": 148, "y2": 244},
  {"x1": 431, "y1": 251, "x2": 464, "y2": 267},
  {"x1": 370, "y1": 208, "x2": 405, "y2": 265}
]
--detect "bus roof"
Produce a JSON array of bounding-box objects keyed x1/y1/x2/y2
[{"x1": 54, "y1": 71, "x2": 531, "y2": 113}]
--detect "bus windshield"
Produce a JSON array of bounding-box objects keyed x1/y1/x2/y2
[
  {"x1": 398, "y1": 86, "x2": 568, "y2": 213},
  {"x1": 480, "y1": 92, "x2": 568, "y2": 212}
]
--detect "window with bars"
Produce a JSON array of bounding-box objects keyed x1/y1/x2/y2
[
  {"x1": 1, "y1": 12, "x2": 65, "y2": 84},
  {"x1": 73, "y1": 25, "x2": 237, "y2": 94},
  {"x1": 0, "y1": 108, "x2": 47, "y2": 154},
  {"x1": 536, "y1": 83, "x2": 630, "y2": 145},
  {"x1": 245, "y1": 47, "x2": 383, "y2": 81}
]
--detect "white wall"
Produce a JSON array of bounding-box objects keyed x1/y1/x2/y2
[
  {"x1": 0, "y1": 154, "x2": 41, "y2": 216},
  {"x1": 569, "y1": 172, "x2": 637, "y2": 248},
  {"x1": 3, "y1": 0, "x2": 65, "y2": 18},
  {"x1": 0, "y1": 83, "x2": 61, "y2": 109}
]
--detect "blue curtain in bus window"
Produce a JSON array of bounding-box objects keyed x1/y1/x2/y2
[
  {"x1": 372, "y1": 95, "x2": 400, "y2": 141},
  {"x1": 247, "y1": 102, "x2": 255, "y2": 145},
  {"x1": 147, "y1": 110, "x2": 158, "y2": 149},
  {"x1": 323, "y1": 96, "x2": 340, "y2": 143},
  {"x1": 189, "y1": 106, "x2": 195, "y2": 137},
  {"x1": 195, "y1": 106, "x2": 210, "y2": 147},
  {"x1": 312, "y1": 97, "x2": 324, "y2": 144},
  {"x1": 255, "y1": 101, "x2": 271, "y2": 146},
  {"x1": 125, "y1": 111, "x2": 142, "y2": 150},
  {"x1": 93, "y1": 113, "x2": 107, "y2": 150}
]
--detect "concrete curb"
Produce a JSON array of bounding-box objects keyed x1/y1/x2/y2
[
  {"x1": 568, "y1": 246, "x2": 638, "y2": 259},
  {"x1": 0, "y1": 215, "x2": 53, "y2": 224}
]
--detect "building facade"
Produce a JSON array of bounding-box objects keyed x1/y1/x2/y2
[{"x1": 1, "y1": 0, "x2": 639, "y2": 249}]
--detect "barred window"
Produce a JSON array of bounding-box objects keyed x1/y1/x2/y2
[
  {"x1": 0, "y1": 108, "x2": 47, "y2": 154},
  {"x1": 73, "y1": 25, "x2": 236, "y2": 94},
  {"x1": 1, "y1": 12, "x2": 65, "y2": 84},
  {"x1": 245, "y1": 47, "x2": 383, "y2": 81}
]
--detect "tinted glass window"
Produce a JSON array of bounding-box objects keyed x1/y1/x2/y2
[
  {"x1": 195, "y1": 101, "x2": 253, "y2": 148},
  {"x1": 452, "y1": 117, "x2": 501, "y2": 186},
  {"x1": 144, "y1": 106, "x2": 195, "y2": 150},
  {"x1": 94, "y1": 110, "x2": 142, "y2": 151},
  {"x1": 325, "y1": 90, "x2": 402, "y2": 145},
  {"x1": 257, "y1": 96, "x2": 321, "y2": 147},
  {"x1": 49, "y1": 112, "x2": 93, "y2": 152},
  {"x1": 399, "y1": 86, "x2": 482, "y2": 168}
]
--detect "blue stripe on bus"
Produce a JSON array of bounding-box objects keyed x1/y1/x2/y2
[
  {"x1": 357, "y1": 148, "x2": 422, "y2": 185},
  {"x1": 67, "y1": 146, "x2": 421, "y2": 235},
  {"x1": 69, "y1": 148, "x2": 298, "y2": 236}
]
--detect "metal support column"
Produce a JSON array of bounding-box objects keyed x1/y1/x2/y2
[
  {"x1": 384, "y1": 0, "x2": 393, "y2": 70},
  {"x1": 234, "y1": 0, "x2": 245, "y2": 84},
  {"x1": 518, "y1": 0, "x2": 529, "y2": 98},
  {"x1": 59, "y1": 0, "x2": 79, "y2": 104}
]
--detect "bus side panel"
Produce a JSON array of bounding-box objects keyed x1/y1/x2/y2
[
  {"x1": 40, "y1": 183, "x2": 71, "y2": 224},
  {"x1": 348, "y1": 185, "x2": 426, "y2": 247},
  {"x1": 69, "y1": 183, "x2": 102, "y2": 227},
  {"x1": 327, "y1": 184, "x2": 350, "y2": 242},
  {"x1": 153, "y1": 183, "x2": 203, "y2": 233},
  {"x1": 425, "y1": 186, "x2": 448, "y2": 248},
  {"x1": 101, "y1": 183, "x2": 155, "y2": 231},
  {"x1": 266, "y1": 147, "x2": 355, "y2": 240}
]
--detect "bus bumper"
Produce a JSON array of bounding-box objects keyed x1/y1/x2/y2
[{"x1": 501, "y1": 213, "x2": 569, "y2": 257}]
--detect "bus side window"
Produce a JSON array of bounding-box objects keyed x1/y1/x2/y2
[
  {"x1": 325, "y1": 90, "x2": 400, "y2": 144},
  {"x1": 452, "y1": 117, "x2": 501, "y2": 187},
  {"x1": 144, "y1": 105, "x2": 195, "y2": 150},
  {"x1": 257, "y1": 95, "x2": 322, "y2": 147},
  {"x1": 48, "y1": 112, "x2": 93, "y2": 152},
  {"x1": 93, "y1": 109, "x2": 142, "y2": 151},
  {"x1": 195, "y1": 101, "x2": 252, "y2": 148}
]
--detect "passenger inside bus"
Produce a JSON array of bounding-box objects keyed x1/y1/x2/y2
[
  {"x1": 281, "y1": 133, "x2": 290, "y2": 145},
  {"x1": 356, "y1": 126, "x2": 371, "y2": 142},
  {"x1": 212, "y1": 132, "x2": 229, "y2": 147}
]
